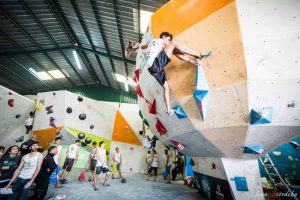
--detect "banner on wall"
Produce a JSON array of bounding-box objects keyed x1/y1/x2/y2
[{"x1": 194, "y1": 171, "x2": 234, "y2": 200}]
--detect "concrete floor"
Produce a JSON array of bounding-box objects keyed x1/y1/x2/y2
[{"x1": 45, "y1": 169, "x2": 206, "y2": 200}]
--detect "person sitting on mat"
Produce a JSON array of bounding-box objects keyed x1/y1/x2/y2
[{"x1": 136, "y1": 32, "x2": 211, "y2": 116}]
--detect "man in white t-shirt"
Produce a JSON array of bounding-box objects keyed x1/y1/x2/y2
[
  {"x1": 138, "y1": 32, "x2": 210, "y2": 116},
  {"x1": 112, "y1": 147, "x2": 122, "y2": 179},
  {"x1": 61, "y1": 140, "x2": 80, "y2": 183},
  {"x1": 93, "y1": 141, "x2": 110, "y2": 191},
  {"x1": 147, "y1": 149, "x2": 159, "y2": 182},
  {"x1": 5, "y1": 141, "x2": 43, "y2": 200}
]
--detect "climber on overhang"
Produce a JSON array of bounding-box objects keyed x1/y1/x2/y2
[{"x1": 136, "y1": 32, "x2": 211, "y2": 116}]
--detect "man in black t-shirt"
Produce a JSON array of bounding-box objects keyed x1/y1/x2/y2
[
  {"x1": 33, "y1": 146, "x2": 57, "y2": 200},
  {"x1": 19, "y1": 135, "x2": 38, "y2": 156}
]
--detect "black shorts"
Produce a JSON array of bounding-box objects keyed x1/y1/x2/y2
[
  {"x1": 96, "y1": 166, "x2": 109, "y2": 175},
  {"x1": 25, "y1": 125, "x2": 33, "y2": 130},
  {"x1": 148, "y1": 167, "x2": 158, "y2": 176},
  {"x1": 148, "y1": 51, "x2": 171, "y2": 86},
  {"x1": 62, "y1": 158, "x2": 75, "y2": 172},
  {"x1": 90, "y1": 159, "x2": 97, "y2": 171}
]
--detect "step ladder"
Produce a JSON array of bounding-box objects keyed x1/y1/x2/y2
[{"x1": 259, "y1": 154, "x2": 298, "y2": 200}]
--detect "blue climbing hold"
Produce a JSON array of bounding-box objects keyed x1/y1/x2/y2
[
  {"x1": 193, "y1": 90, "x2": 209, "y2": 121},
  {"x1": 243, "y1": 145, "x2": 264, "y2": 154},
  {"x1": 250, "y1": 107, "x2": 273, "y2": 125},
  {"x1": 172, "y1": 105, "x2": 188, "y2": 119}
]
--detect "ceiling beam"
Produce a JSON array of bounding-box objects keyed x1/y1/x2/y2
[
  {"x1": 19, "y1": 0, "x2": 87, "y2": 86},
  {"x1": 90, "y1": 0, "x2": 123, "y2": 90},
  {"x1": 0, "y1": 6, "x2": 75, "y2": 87},
  {"x1": 70, "y1": 0, "x2": 108, "y2": 86},
  {"x1": 0, "y1": 46, "x2": 135, "y2": 65}
]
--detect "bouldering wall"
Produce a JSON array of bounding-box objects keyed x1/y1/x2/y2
[
  {"x1": 0, "y1": 85, "x2": 35, "y2": 148},
  {"x1": 259, "y1": 137, "x2": 300, "y2": 184},
  {"x1": 33, "y1": 90, "x2": 169, "y2": 173},
  {"x1": 135, "y1": 0, "x2": 300, "y2": 199}
]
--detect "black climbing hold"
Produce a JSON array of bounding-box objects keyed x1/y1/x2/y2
[
  {"x1": 81, "y1": 142, "x2": 87, "y2": 147},
  {"x1": 78, "y1": 133, "x2": 85, "y2": 140},
  {"x1": 90, "y1": 125, "x2": 94, "y2": 129},
  {"x1": 121, "y1": 178, "x2": 126, "y2": 183},
  {"x1": 85, "y1": 137, "x2": 92, "y2": 144},
  {"x1": 79, "y1": 114, "x2": 86, "y2": 120},
  {"x1": 78, "y1": 96, "x2": 83, "y2": 102},
  {"x1": 53, "y1": 92, "x2": 56, "y2": 96},
  {"x1": 66, "y1": 107, "x2": 72, "y2": 113}
]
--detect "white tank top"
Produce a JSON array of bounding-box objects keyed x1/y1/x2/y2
[
  {"x1": 151, "y1": 155, "x2": 159, "y2": 168},
  {"x1": 19, "y1": 152, "x2": 41, "y2": 179},
  {"x1": 91, "y1": 147, "x2": 97, "y2": 160},
  {"x1": 96, "y1": 149, "x2": 106, "y2": 167},
  {"x1": 68, "y1": 144, "x2": 77, "y2": 159},
  {"x1": 114, "y1": 152, "x2": 121, "y2": 163},
  {"x1": 53, "y1": 145, "x2": 62, "y2": 164},
  {"x1": 146, "y1": 39, "x2": 164, "y2": 66}
]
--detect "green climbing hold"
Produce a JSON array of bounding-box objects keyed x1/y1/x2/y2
[
  {"x1": 139, "y1": 110, "x2": 143, "y2": 119},
  {"x1": 15, "y1": 114, "x2": 21, "y2": 119},
  {"x1": 143, "y1": 119, "x2": 149, "y2": 127},
  {"x1": 189, "y1": 158, "x2": 195, "y2": 166},
  {"x1": 15, "y1": 136, "x2": 24, "y2": 143},
  {"x1": 288, "y1": 156, "x2": 294, "y2": 162}
]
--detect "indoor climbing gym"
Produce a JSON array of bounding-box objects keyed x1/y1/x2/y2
[{"x1": 0, "y1": 0, "x2": 299, "y2": 200}]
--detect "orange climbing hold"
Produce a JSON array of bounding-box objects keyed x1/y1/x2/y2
[{"x1": 112, "y1": 110, "x2": 142, "y2": 146}]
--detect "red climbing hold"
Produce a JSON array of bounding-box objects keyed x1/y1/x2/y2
[
  {"x1": 148, "y1": 99, "x2": 156, "y2": 114},
  {"x1": 135, "y1": 69, "x2": 140, "y2": 81},
  {"x1": 171, "y1": 140, "x2": 185, "y2": 152},
  {"x1": 8, "y1": 92, "x2": 13, "y2": 95},
  {"x1": 130, "y1": 146, "x2": 134, "y2": 151},
  {"x1": 8, "y1": 99, "x2": 14, "y2": 107},
  {"x1": 156, "y1": 118, "x2": 167, "y2": 136},
  {"x1": 136, "y1": 85, "x2": 144, "y2": 98}
]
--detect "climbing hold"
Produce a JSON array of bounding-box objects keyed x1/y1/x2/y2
[
  {"x1": 78, "y1": 133, "x2": 85, "y2": 140},
  {"x1": 66, "y1": 107, "x2": 72, "y2": 113},
  {"x1": 193, "y1": 90, "x2": 209, "y2": 121},
  {"x1": 135, "y1": 85, "x2": 144, "y2": 98},
  {"x1": 77, "y1": 96, "x2": 83, "y2": 102},
  {"x1": 46, "y1": 105, "x2": 54, "y2": 114},
  {"x1": 90, "y1": 125, "x2": 94, "y2": 129},
  {"x1": 36, "y1": 103, "x2": 43, "y2": 110},
  {"x1": 250, "y1": 107, "x2": 273, "y2": 125},
  {"x1": 130, "y1": 146, "x2": 134, "y2": 151},
  {"x1": 143, "y1": 119, "x2": 149, "y2": 127},
  {"x1": 135, "y1": 69, "x2": 140, "y2": 81},
  {"x1": 39, "y1": 98, "x2": 45, "y2": 105},
  {"x1": 50, "y1": 117, "x2": 55, "y2": 122},
  {"x1": 139, "y1": 110, "x2": 143, "y2": 119},
  {"x1": 147, "y1": 99, "x2": 156, "y2": 114},
  {"x1": 155, "y1": 118, "x2": 167, "y2": 136},
  {"x1": 8, "y1": 99, "x2": 14, "y2": 107},
  {"x1": 243, "y1": 145, "x2": 264, "y2": 154},
  {"x1": 172, "y1": 105, "x2": 188, "y2": 119},
  {"x1": 272, "y1": 151, "x2": 281, "y2": 156},
  {"x1": 53, "y1": 92, "x2": 56, "y2": 96},
  {"x1": 49, "y1": 117, "x2": 56, "y2": 128},
  {"x1": 230, "y1": 177, "x2": 249, "y2": 191},
  {"x1": 289, "y1": 141, "x2": 300, "y2": 149},
  {"x1": 8, "y1": 91, "x2": 13, "y2": 95},
  {"x1": 171, "y1": 140, "x2": 185, "y2": 152},
  {"x1": 79, "y1": 114, "x2": 86, "y2": 120},
  {"x1": 189, "y1": 159, "x2": 195, "y2": 166},
  {"x1": 15, "y1": 136, "x2": 24, "y2": 143},
  {"x1": 85, "y1": 137, "x2": 92, "y2": 144},
  {"x1": 15, "y1": 114, "x2": 21, "y2": 119},
  {"x1": 288, "y1": 156, "x2": 294, "y2": 162},
  {"x1": 81, "y1": 142, "x2": 87, "y2": 147}
]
